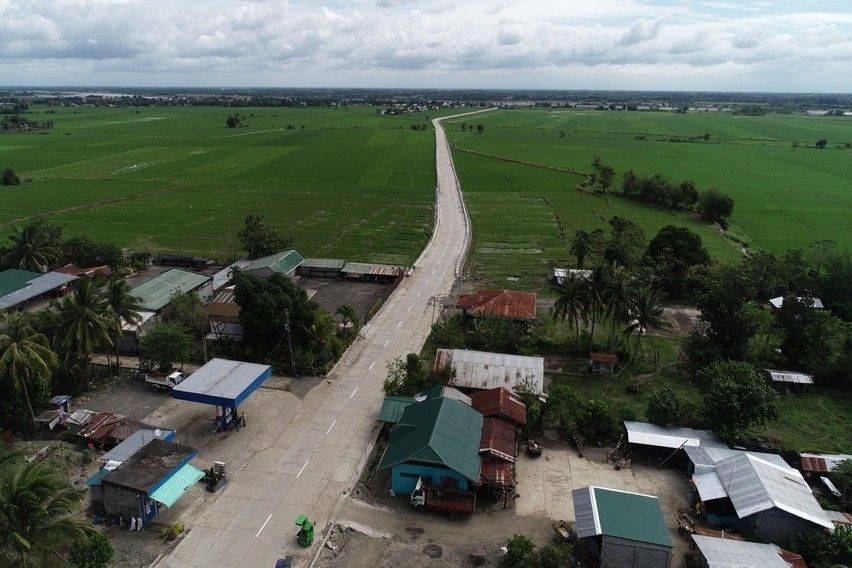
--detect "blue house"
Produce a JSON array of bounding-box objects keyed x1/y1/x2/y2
[{"x1": 378, "y1": 397, "x2": 483, "y2": 496}]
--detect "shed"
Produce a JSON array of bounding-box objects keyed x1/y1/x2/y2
[
  {"x1": 684, "y1": 445, "x2": 790, "y2": 476},
  {"x1": 78, "y1": 412, "x2": 148, "y2": 448},
  {"x1": 243, "y1": 250, "x2": 305, "y2": 279},
  {"x1": 55, "y1": 263, "x2": 112, "y2": 279},
  {"x1": 469, "y1": 387, "x2": 526, "y2": 426},
  {"x1": 479, "y1": 416, "x2": 516, "y2": 462},
  {"x1": 456, "y1": 289, "x2": 536, "y2": 321},
  {"x1": 768, "y1": 296, "x2": 823, "y2": 310},
  {"x1": 765, "y1": 369, "x2": 814, "y2": 392},
  {"x1": 205, "y1": 289, "x2": 243, "y2": 341},
  {"x1": 553, "y1": 268, "x2": 592, "y2": 286},
  {"x1": 119, "y1": 310, "x2": 157, "y2": 354},
  {"x1": 572, "y1": 486, "x2": 673, "y2": 568},
  {"x1": 341, "y1": 261, "x2": 406, "y2": 282},
  {"x1": 624, "y1": 421, "x2": 725, "y2": 452},
  {"x1": 799, "y1": 453, "x2": 852, "y2": 474},
  {"x1": 298, "y1": 258, "x2": 346, "y2": 278},
  {"x1": 130, "y1": 269, "x2": 212, "y2": 312},
  {"x1": 692, "y1": 535, "x2": 807, "y2": 568},
  {"x1": 0, "y1": 269, "x2": 78, "y2": 311},
  {"x1": 171, "y1": 358, "x2": 271, "y2": 431},
  {"x1": 590, "y1": 352, "x2": 618, "y2": 375},
  {"x1": 435, "y1": 348, "x2": 544, "y2": 396},
  {"x1": 378, "y1": 397, "x2": 483, "y2": 496}
]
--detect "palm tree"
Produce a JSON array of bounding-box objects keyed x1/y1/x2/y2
[
  {"x1": 551, "y1": 274, "x2": 586, "y2": 343},
  {"x1": 0, "y1": 459, "x2": 91, "y2": 568},
  {"x1": 585, "y1": 267, "x2": 608, "y2": 345},
  {"x1": 105, "y1": 276, "x2": 143, "y2": 377},
  {"x1": 0, "y1": 314, "x2": 57, "y2": 422},
  {"x1": 624, "y1": 288, "x2": 672, "y2": 358},
  {"x1": 602, "y1": 265, "x2": 633, "y2": 348},
  {"x1": 53, "y1": 279, "x2": 112, "y2": 391},
  {"x1": 335, "y1": 305, "x2": 360, "y2": 333},
  {"x1": 4, "y1": 221, "x2": 58, "y2": 273}
]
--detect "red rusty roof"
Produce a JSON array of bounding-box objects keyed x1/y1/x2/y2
[
  {"x1": 457, "y1": 289, "x2": 536, "y2": 321},
  {"x1": 778, "y1": 549, "x2": 808, "y2": 568},
  {"x1": 590, "y1": 352, "x2": 618, "y2": 364},
  {"x1": 470, "y1": 388, "x2": 526, "y2": 426},
  {"x1": 480, "y1": 416, "x2": 516, "y2": 462},
  {"x1": 78, "y1": 412, "x2": 124, "y2": 441},
  {"x1": 800, "y1": 455, "x2": 829, "y2": 473},
  {"x1": 481, "y1": 458, "x2": 514, "y2": 487},
  {"x1": 55, "y1": 263, "x2": 112, "y2": 278}
]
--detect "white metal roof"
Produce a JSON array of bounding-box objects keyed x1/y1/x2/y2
[
  {"x1": 765, "y1": 369, "x2": 814, "y2": 385},
  {"x1": 693, "y1": 472, "x2": 728, "y2": 501},
  {"x1": 693, "y1": 535, "x2": 791, "y2": 568},
  {"x1": 436, "y1": 348, "x2": 544, "y2": 395},
  {"x1": 0, "y1": 271, "x2": 78, "y2": 310},
  {"x1": 121, "y1": 310, "x2": 156, "y2": 332},
  {"x1": 685, "y1": 446, "x2": 791, "y2": 475},
  {"x1": 714, "y1": 452, "x2": 832, "y2": 529},
  {"x1": 553, "y1": 268, "x2": 592, "y2": 281},
  {"x1": 768, "y1": 296, "x2": 824, "y2": 309},
  {"x1": 624, "y1": 421, "x2": 726, "y2": 450}
]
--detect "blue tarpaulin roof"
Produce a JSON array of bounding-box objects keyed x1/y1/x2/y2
[
  {"x1": 149, "y1": 462, "x2": 204, "y2": 508},
  {"x1": 85, "y1": 468, "x2": 111, "y2": 486},
  {"x1": 171, "y1": 358, "x2": 271, "y2": 408}
]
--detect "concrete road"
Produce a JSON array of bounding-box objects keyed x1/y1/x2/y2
[{"x1": 159, "y1": 110, "x2": 491, "y2": 567}]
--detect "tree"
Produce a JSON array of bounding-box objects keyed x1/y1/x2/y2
[
  {"x1": 60, "y1": 236, "x2": 124, "y2": 270},
  {"x1": 697, "y1": 189, "x2": 735, "y2": 228},
  {"x1": 476, "y1": 124, "x2": 484, "y2": 134},
  {"x1": 1, "y1": 168, "x2": 21, "y2": 186},
  {"x1": 647, "y1": 385, "x2": 682, "y2": 426},
  {"x1": 814, "y1": 138, "x2": 828, "y2": 149},
  {"x1": 237, "y1": 212, "x2": 292, "y2": 260},
  {"x1": 590, "y1": 155, "x2": 615, "y2": 191},
  {"x1": 604, "y1": 216, "x2": 645, "y2": 268},
  {"x1": 335, "y1": 305, "x2": 360, "y2": 333},
  {"x1": 225, "y1": 113, "x2": 245, "y2": 128},
  {"x1": 68, "y1": 531, "x2": 113, "y2": 568},
  {"x1": 105, "y1": 276, "x2": 142, "y2": 376},
  {"x1": 4, "y1": 220, "x2": 62, "y2": 273},
  {"x1": 644, "y1": 225, "x2": 710, "y2": 299},
  {"x1": 503, "y1": 535, "x2": 535, "y2": 568},
  {"x1": 139, "y1": 323, "x2": 193, "y2": 373},
  {"x1": 382, "y1": 353, "x2": 454, "y2": 397},
  {"x1": 776, "y1": 300, "x2": 849, "y2": 383},
  {"x1": 533, "y1": 543, "x2": 574, "y2": 568},
  {"x1": 569, "y1": 229, "x2": 592, "y2": 269},
  {"x1": 699, "y1": 360, "x2": 779, "y2": 440},
  {"x1": 551, "y1": 274, "x2": 586, "y2": 344},
  {"x1": 602, "y1": 265, "x2": 633, "y2": 347},
  {"x1": 54, "y1": 279, "x2": 112, "y2": 390},
  {"x1": 0, "y1": 314, "x2": 57, "y2": 422},
  {"x1": 831, "y1": 459, "x2": 852, "y2": 505},
  {"x1": 625, "y1": 287, "x2": 671, "y2": 357},
  {"x1": 161, "y1": 292, "x2": 205, "y2": 338},
  {"x1": 0, "y1": 459, "x2": 91, "y2": 568}
]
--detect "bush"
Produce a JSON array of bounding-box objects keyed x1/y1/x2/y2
[
  {"x1": 504, "y1": 535, "x2": 535, "y2": 568},
  {"x1": 647, "y1": 385, "x2": 682, "y2": 426},
  {"x1": 793, "y1": 525, "x2": 851, "y2": 567},
  {"x1": 161, "y1": 522, "x2": 185, "y2": 542},
  {"x1": 2, "y1": 167, "x2": 21, "y2": 185},
  {"x1": 69, "y1": 531, "x2": 114, "y2": 568}
]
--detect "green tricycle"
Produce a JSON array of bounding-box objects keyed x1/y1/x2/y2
[{"x1": 295, "y1": 515, "x2": 315, "y2": 547}]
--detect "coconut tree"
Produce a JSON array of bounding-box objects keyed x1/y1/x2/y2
[
  {"x1": 335, "y1": 305, "x2": 360, "y2": 333},
  {"x1": 53, "y1": 279, "x2": 112, "y2": 390},
  {"x1": 4, "y1": 221, "x2": 59, "y2": 273},
  {"x1": 0, "y1": 314, "x2": 57, "y2": 422},
  {"x1": 624, "y1": 287, "x2": 672, "y2": 358},
  {"x1": 105, "y1": 276, "x2": 143, "y2": 376},
  {"x1": 0, "y1": 459, "x2": 91, "y2": 568},
  {"x1": 551, "y1": 274, "x2": 586, "y2": 343},
  {"x1": 602, "y1": 265, "x2": 634, "y2": 348},
  {"x1": 585, "y1": 267, "x2": 608, "y2": 345}
]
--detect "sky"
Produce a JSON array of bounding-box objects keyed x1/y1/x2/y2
[{"x1": 1, "y1": 0, "x2": 851, "y2": 92}]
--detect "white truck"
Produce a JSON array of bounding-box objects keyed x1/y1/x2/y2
[{"x1": 144, "y1": 370, "x2": 186, "y2": 391}]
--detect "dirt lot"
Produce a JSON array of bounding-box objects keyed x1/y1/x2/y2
[{"x1": 298, "y1": 276, "x2": 394, "y2": 324}]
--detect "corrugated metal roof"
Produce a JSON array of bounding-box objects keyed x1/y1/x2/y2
[
  {"x1": 171, "y1": 358, "x2": 271, "y2": 408},
  {"x1": 456, "y1": 289, "x2": 537, "y2": 321},
  {"x1": 480, "y1": 458, "x2": 514, "y2": 486},
  {"x1": 211, "y1": 260, "x2": 249, "y2": 291},
  {"x1": 765, "y1": 369, "x2": 814, "y2": 385},
  {"x1": 149, "y1": 462, "x2": 204, "y2": 508},
  {"x1": 0, "y1": 271, "x2": 77, "y2": 310},
  {"x1": 131, "y1": 269, "x2": 211, "y2": 312},
  {"x1": 590, "y1": 352, "x2": 618, "y2": 364},
  {"x1": 768, "y1": 296, "x2": 824, "y2": 309},
  {"x1": 378, "y1": 397, "x2": 483, "y2": 483},
  {"x1": 302, "y1": 258, "x2": 346, "y2": 270},
  {"x1": 245, "y1": 250, "x2": 305, "y2": 275},
  {"x1": 377, "y1": 396, "x2": 416, "y2": 424},
  {"x1": 470, "y1": 388, "x2": 526, "y2": 426},
  {"x1": 572, "y1": 486, "x2": 672, "y2": 547},
  {"x1": 103, "y1": 439, "x2": 196, "y2": 493},
  {"x1": 800, "y1": 453, "x2": 852, "y2": 473},
  {"x1": 0, "y1": 269, "x2": 40, "y2": 296},
  {"x1": 436, "y1": 348, "x2": 544, "y2": 395},
  {"x1": 693, "y1": 472, "x2": 728, "y2": 501},
  {"x1": 341, "y1": 262, "x2": 406, "y2": 277},
  {"x1": 553, "y1": 268, "x2": 592, "y2": 280},
  {"x1": 479, "y1": 416, "x2": 516, "y2": 462},
  {"x1": 624, "y1": 421, "x2": 726, "y2": 450},
  {"x1": 101, "y1": 427, "x2": 175, "y2": 464},
  {"x1": 693, "y1": 535, "x2": 796, "y2": 568},
  {"x1": 686, "y1": 446, "x2": 791, "y2": 475},
  {"x1": 714, "y1": 452, "x2": 832, "y2": 529},
  {"x1": 121, "y1": 310, "x2": 156, "y2": 332}
]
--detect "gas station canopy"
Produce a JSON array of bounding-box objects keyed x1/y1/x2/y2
[{"x1": 171, "y1": 358, "x2": 272, "y2": 409}]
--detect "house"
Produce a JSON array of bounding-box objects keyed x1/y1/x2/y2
[
  {"x1": 572, "y1": 486, "x2": 673, "y2": 568},
  {"x1": 243, "y1": 250, "x2": 305, "y2": 279},
  {"x1": 470, "y1": 387, "x2": 526, "y2": 427},
  {"x1": 130, "y1": 269, "x2": 213, "y2": 312},
  {"x1": 692, "y1": 535, "x2": 808, "y2": 568},
  {"x1": 87, "y1": 439, "x2": 202, "y2": 527},
  {"x1": 456, "y1": 289, "x2": 536, "y2": 321},
  {"x1": 768, "y1": 296, "x2": 823, "y2": 310},
  {"x1": 378, "y1": 397, "x2": 483, "y2": 496},
  {"x1": 0, "y1": 269, "x2": 78, "y2": 312},
  {"x1": 55, "y1": 263, "x2": 112, "y2": 279},
  {"x1": 205, "y1": 288, "x2": 243, "y2": 341},
  {"x1": 765, "y1": 369, "x2": 814, "y2": 392},
  {"x1": 434, "y1": 348, "x2": 545, "y2": 396},
  {"x1": 297, "y1": 258, "x2": 346, "y2": 278},
  {"x1": 698, "y1": 452, "x2": 833, "y2": 546},
  {"x1": 553, "y1": 267, "x2": 592, "y2": 286},
  {"x1": 341, "y1": 261, "x2": 406, "y2": 283},
  {"x1": 590, "y1": 352, "x2": 618, "y2": 375}
]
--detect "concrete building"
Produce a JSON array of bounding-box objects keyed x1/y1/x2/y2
[
  {"x1": 130, "y1": 268, "x2": 213, "y2": 312},
  {"x1": 572, "y1": 486, "x2": 673, "y2": 568},
  {"x1": 378, "y1": 397, "x2": 483, "y2": 496},
  {"x1": 435, "y1": 348, "x2": 545, "y2": 396},
  {"x1": 243, "y1": 250, "x2": 305, "y2": 279},
  {"x1": 0, "y1": 268, "x2": 78, "y2": 312}
]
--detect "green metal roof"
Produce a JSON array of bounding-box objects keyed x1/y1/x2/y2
[
  {"x1": 149, "y1": 463, "x2": 204, "y2": 508},
  {"x1": 378, "y1": 396, "x2": 416, "y2": 424},
  {"x1": 378, "y1": 397, "x2": 483, "y2": 482},
  {"x1": 302, "y1": 258, "x2": 346, "y2": 270},
  {"x1": 131, "y1": 269, "x2": 211, "y2": 311},
  {"x1": 0, "y1": 269, "x2": 40, "y2": 297},
  {"x1": 245, "y1": 250, "x2": 305, "y2": 275},
  {"x1": 594, "y1": 487, "x2": 672, "y2": 547}
]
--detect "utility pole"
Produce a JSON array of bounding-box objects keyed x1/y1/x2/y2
[{"x1": 284, "y1": 308, "x2": 296, "y2": 377}]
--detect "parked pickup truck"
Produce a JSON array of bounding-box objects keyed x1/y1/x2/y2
[
  {"x1": 144, "y1": 370, "x2": 186, "y2": 391},
  {"x1": 410, "y1": 477, "x2": 476, "y2": 519}
]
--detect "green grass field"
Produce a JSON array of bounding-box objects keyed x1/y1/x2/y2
[
  {"x1": 447, "y1": 109, "x2": 851, "y2": 288},
  {"x1": 1, "y1": 105, "x2": 464, "y2": 265}
]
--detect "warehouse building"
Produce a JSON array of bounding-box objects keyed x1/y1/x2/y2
[
  {"x1": 435, "y1": 348, "x2": 545, "y2": 396},
  {"x1": 572, "y1": 486, "x2": 673, "y2": 568},
  {"x1": 242, "y1": 249, "x2": 305, "y2": 279},
  {"x1": 130, "y1": 268, "x2": 213, "y2": 312},
  {"x1": 0, "y1": 268, "x2": 78, "y2": 312}
]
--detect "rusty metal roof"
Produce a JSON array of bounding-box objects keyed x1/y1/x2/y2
[
  {"x1": 341, "y1": 262, "x2": 406, "y2": 277},
  {"x1": 481, "y1": 458, "x2": 514, "y2": 487},
  {"x1": 470, "y1": 388, "x2": 526, "y2": 426},
  {"x1": 456, "y1": 289, "x2": 536, "y2": 321},
  {"x1": 480, "y1": 416, "x2": 516, "y2": 462},
  {"x1": 590, "y1": 352, "x2": 618, "y2": 364},
  {"x1": 800, "y1": 453, "x2": 851, "y2": 473}
]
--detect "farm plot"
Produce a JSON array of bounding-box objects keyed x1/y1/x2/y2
[{"x1": 0, "y1": 105, "x2": 461, "y2": 264}]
